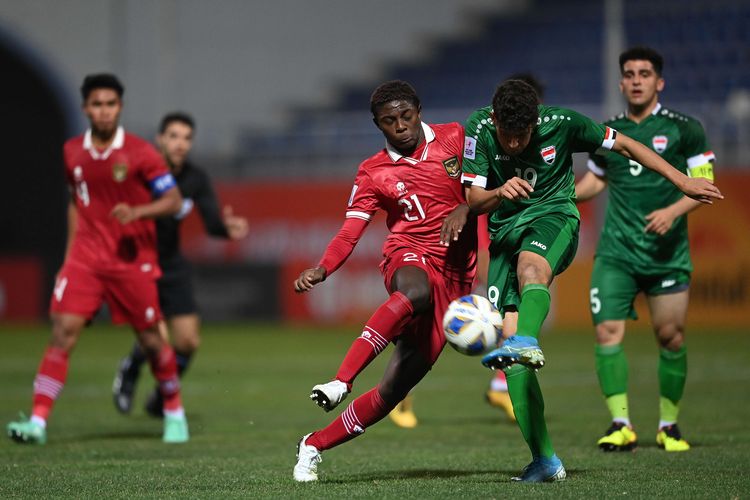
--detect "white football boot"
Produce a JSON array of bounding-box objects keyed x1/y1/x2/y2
[
  {"x1": 310, "y1": 380, "x2": 349, "y2": 412},
  {"x1": 293, "y1": 433, "x2": 322, "y2": 482}
]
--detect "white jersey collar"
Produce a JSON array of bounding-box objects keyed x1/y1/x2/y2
[
  {"x1": 84, "y1": 126, "x2": 125, "y2": 160},
  {"x1": 386, "y1": 122, "x2": 436, "y2": 164}
]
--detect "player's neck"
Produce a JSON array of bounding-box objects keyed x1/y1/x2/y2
[{"x1": 627, "y1": 99, "x2": 659, "y2": 124}]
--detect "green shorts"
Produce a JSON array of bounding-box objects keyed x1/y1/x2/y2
[
  {"x1": 589, "y1": 256, "x2": 691, "y2": 324},
  {"x1": 487, "y1": 213, "x2": 579, "y2": 314}
]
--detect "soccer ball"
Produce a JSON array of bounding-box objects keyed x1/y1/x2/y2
[{"x1": 443, "y1": 294, "x2": 502, "y2": 356}]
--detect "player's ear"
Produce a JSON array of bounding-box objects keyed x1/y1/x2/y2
[{"x1": 656, "y1": 77, "x2": 665, "y2": 93}]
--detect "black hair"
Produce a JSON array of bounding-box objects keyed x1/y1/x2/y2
[
  {"x1": 159, "y1": 112, "x2": 196, "y2": 134},
  {"x1": 80, "y1": 73, "x2": 124, "y2": 101},
  {"x1": 492, "y1": 79, "x2": 540, "y2": 133},
  {"x1": 370, "y1": 80, "x2": 420, "y2": 116},
  {"x1": 619, "y1": 46, "x2": 664, "y2": 76},
  {"x1": 505, "y1": 72, "x2": 545, "y2": 102}
]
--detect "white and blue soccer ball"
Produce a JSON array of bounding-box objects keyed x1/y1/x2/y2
[{"x1": 443, "y1": 294, "x2": 502, "y2": 356}]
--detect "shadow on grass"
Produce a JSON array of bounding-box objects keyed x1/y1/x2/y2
[{"x1": 323, "y1": 467, "x2": 589, "y2": 484}]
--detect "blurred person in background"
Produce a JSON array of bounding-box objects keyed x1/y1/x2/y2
[
  {"x1": 463, "y1": 79, "x2": 720, "y2": 481},
  {"x1": 576, "y1": 46, "x2": 716, "y2": 453},
  {"x1": 112, "y1": 112, "x2": 248, "y2": 417},
  {"x1": 7, "y1": 74, "x2": 189, "y2": 444},
  {"x1": 292, "y1": 80, "x2": 477, "y2": 482}
]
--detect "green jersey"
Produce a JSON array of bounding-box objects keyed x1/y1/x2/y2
[
  {"x1": 589, "y1": 103, "x2": 715, "y2": 274},
  {"x1": 462, "y1": 104, "x2": 616, "y2": 242}
]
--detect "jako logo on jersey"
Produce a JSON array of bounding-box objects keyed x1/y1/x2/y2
[
  {"x1": 464, "y1": 137, "x2": 477, "y2": 160},
  {"x1": 495, "y1": 154, "x2": 511, "y2": 161},
  {"x1": 442, "y1": 156, "x2": 460, "y2": 178},
  {"x1": 530, "y1": 240, "x2": 547, "y2": 250},
  {"x1": 653, "y1": 135, "x2": 668, "y2": 154},
  {"x1": 541, "y1": 146, "x2": 556, "y2": 165}
]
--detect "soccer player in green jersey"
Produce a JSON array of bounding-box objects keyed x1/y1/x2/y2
[
  {"x1": 575, "y1": 47, "x2": 716, "y2": 453},
  {"x1": 461, "y1": 79, "x2": 721, "y2": 482}
]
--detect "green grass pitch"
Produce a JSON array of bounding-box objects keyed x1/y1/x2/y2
[{"x1": 1, "y1": 323, "x2": 748, "y2": 498}]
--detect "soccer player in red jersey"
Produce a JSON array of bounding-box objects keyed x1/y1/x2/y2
[
  {"x1": 292, "y1": 80, "x2": 477, "y2": 482},
  {"x1": 6, "y1": 74, "x2": 190, "y2": 444}
]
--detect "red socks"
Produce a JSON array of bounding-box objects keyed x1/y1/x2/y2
[
  {"x1": 32, "y1": 346, "x2": 69, "y2": 420},
  {"x1": 307, "y1": 387, "x2": 394, "y2": 450},
  {"x1": 148, "y1": 344, "x2": 183, "y2": 411},
  {"x1": 335, "y1": 292, "x2": 414, "y2": 387}
]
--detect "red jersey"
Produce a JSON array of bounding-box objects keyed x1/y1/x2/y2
[
  {"x1": 64, "y1": 127, "x2": 175, "y2": 274},
  {"x1": 345, "y1": 122, "x2": 476, "y2": 282}
]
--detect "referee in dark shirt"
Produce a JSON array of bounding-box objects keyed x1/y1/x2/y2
[{"x1": 113, "y1": 112, "x2": 248, "y2": 416}]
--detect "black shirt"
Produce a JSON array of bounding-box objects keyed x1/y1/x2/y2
[{"x1": 157, "y1": 161, "x2": 228, "y2": 267}]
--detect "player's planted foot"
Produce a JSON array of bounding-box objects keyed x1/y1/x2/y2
[
  {"x1": 7, "y1": 415, "x2": 46, "y2": 445},
  {"x1": 481, "y1": 336, "x2": 545, "y2": 371},
  {"x1": 145, "y1": 387, "x2": 165, "y2": 418},
  {"x1": 485, "y1": 389, "x2": 516, "y2": 421},
  {"x1": 294, "y1": 433, "x2": 322, "y2": 482},
  {"x1": 112, "y1": 356, "x2": 140, "y2": 414},
  {"x1": 597, "y1": 421, "x2": 638, "y2": 451},
  {"x1": 388, "y1": 394, "x2": 418, "y2": 428},
  {"x1": 511, "y1": 454, "x2": 566, "y2": 482},
  {"x1": 162, "y1": 414, "x2": 189, "y2": 443},
  {"x1": 656, "y1": 423, "x2": 690, "y2": 452},
  {"x1": 310, "y1": 380, "x2": 349, "y2": 412}
]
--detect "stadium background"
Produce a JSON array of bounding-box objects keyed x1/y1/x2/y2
[{"x1": 0, "y1": 0, "x2": 748, "y2": 329}]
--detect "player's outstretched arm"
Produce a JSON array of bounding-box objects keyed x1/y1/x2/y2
[
  {"x1": 293, "y1": 216, "x2": 370, "y2": 293},
  {"x1": 111, "y1": 186, "x2": 183, "y2": 224},
  {"x1": 612, "y1": 134, "x2": 723, "y2": 204},
  {"x1": 465, "y1": 178, "x2": 533, "y2": 214},
  {"x1": 575, "y1": 171, "x2": 607, "y2": 203}
]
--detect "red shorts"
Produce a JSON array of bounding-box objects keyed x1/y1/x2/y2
[
  {"x1": 381, "y1": 248, "x2": 472, "y2": 365},
  {"x1": 49, "y1": 259, "x2": 162, "y2": 331}
]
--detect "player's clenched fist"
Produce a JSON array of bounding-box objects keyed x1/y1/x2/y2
[
  {"x1": 294, "y1": 266, "x2": 327, "y2": 293},
  {"x1": 496, "y1": 177, "x2": 534, "y2": 202}
]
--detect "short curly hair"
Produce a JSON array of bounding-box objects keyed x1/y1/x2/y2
[
  {"x1": 81, "y1": 73, "x2": 124, "y2": 101},
  {"x1": 370, "y1": 80, "x2": 420, "y2": 116},
  {"x1": 492, "y1": 80, "x2": 539, "y2": 133}
]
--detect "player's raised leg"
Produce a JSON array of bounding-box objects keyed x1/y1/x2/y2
[
  {"x1": 295, "y1": 337, "x2": 432, "y2": 481},
  {"x1": 648, "y1": 290, "x2": 690, "y2": 451},
  {"x1": 310, "y1": 263, "x2": 427, "y2": 412},
  {"x1": 7, "y1": 313, "x2": 86, "y2": 445}
]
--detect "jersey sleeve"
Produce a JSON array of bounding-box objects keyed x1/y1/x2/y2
[
  {"x1": 568, "y1": 109, "x2": 618, "y2": 154},
  {"x1": 679, "y1": 118, "x2": 715, "y2": 180},
  {"x1": 194, "y1": 168, "x2": 230, "y2": 238},
  {"x1": 139, "y1": 143, "x2": 177, "y2": 196},
  {"x1": 461, "y1": 111, "x2": 491, "y2": 188},
  {"x1": 345, "y1": 166, "x2": 380, "y2": 222}
]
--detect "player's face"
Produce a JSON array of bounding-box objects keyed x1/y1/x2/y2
[
  {"x1": 83, "y1": 89, "x2": 122, "y2": 137},
  {"x1": 157, "y1": 121, "x2": 194, "y2": 169},
  {"x1": 620, "y1": 59, "x2": 664, "y2": 109},
  {"x1": 495, "y1": 126, "x2": 534, "y2": 156},
  {"x1": 373, "y1": 100, "x2": 424, "y2": 156}
]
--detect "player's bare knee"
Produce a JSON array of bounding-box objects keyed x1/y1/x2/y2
[
  {"x1": 400, "y1": 284, "x2": 431, "y2": 314},
  {"x1": 175, "y1": 333, "x2": 200, "y2": 354},
  {"x1": 596, "y1": 321, "x2": 624, "y2": 345},
  {"x1": 50, "y1": 315, "x2": 83, "y2": 351},
  {"x1": 136, "y1": 327, "x2": 164, "y2": 356},
  {"x1": 656, "y1": 324, "x2": 684, "y2": 350}
]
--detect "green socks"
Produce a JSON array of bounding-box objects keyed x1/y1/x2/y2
[
  {"x1": 595, "y1": 343, "x2": 629, "y2": 422},
  {"x1": 659, "y1": 346, "x2": 687, "y2": 423},
  {"x1": 516, "y1": 284, "x2": 551, "y2": 339},
  {"x1": 506, "y1": 364, "x2": 555, "y2": 459}
]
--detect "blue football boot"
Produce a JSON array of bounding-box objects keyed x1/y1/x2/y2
[
  {"x1": 481, "y1": 335, "x2": 545, "y2": 371},
  {"x1": 512, "y1": 454, "x2": 566, "y2": 482}
]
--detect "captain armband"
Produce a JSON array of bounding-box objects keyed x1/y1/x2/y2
[{"x1": 686, "y1": 151, "x2": 716, "y2": 181}]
